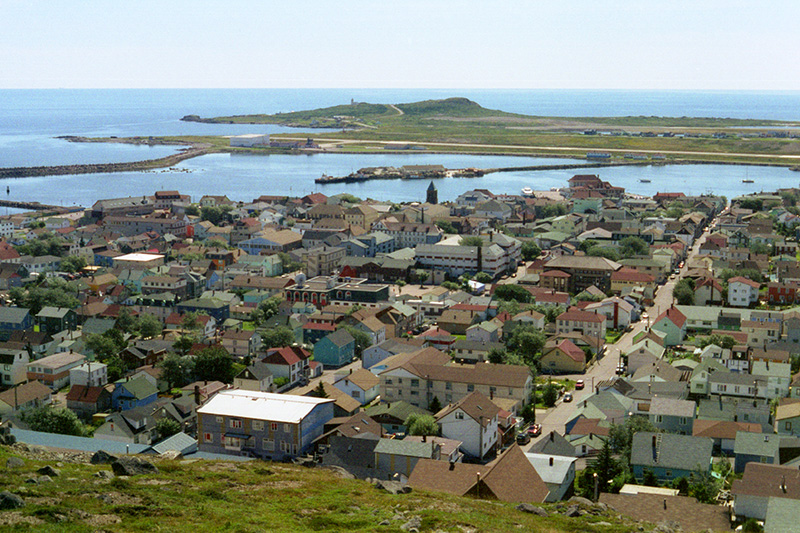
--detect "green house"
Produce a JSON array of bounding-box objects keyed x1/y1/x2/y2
[{"x1": 313, "y1": 329, "x2": 355, "y2": 368}]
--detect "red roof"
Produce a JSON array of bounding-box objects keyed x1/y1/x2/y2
[
  {"x1": 302, "y1": 322, "x2": 336, "y2": 331},
  {"x1": 611, "y1": 267, "x2": 655, "y2": 283},
  {"x1": 540, "y1": 269, "x2": 571, "y2": 278},
  {"x1": 555, "y1": 339, "x2": 585, "y2": 362},
  {"x1": 655, "y1": 306, "x2": 687, "y2": 328},
  {"x1": 729, "y1": 276, "x2": 760, "y2": 289},
  {"x1": 263, "y1": 345, "x2": 311, "y2": 366},
  {"x1": 557, "y1": 308, "x2": 605, "y2": 323}
]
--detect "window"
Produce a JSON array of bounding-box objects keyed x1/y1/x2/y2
[
  {"x1": 410, "y1": 379, "x2": 419, "y2": 388},
  {"x1": 455, "y1": 411, "x2": 464, "y2": 420},
  {"x1": 785, "y1": 422, "x2": 792, "y2": 431},
  {"x1": 204, "y1": 433, "x2": 213, "y2": 443},
  {"x1": 280, "y1": 441, "x2": 291, "y2": 452},
  {"x1": 252, "y1": 421, "x2": 264, "y2": 431},
  {"x1": 216, "y1": 416, "x2": 223, "y2": 424},
  {"x1": 262, "y1": 438, "x2": 275, "y2": 451},
  {"x1": 284, "y1": 424, "x2": 291, "y2": 433},
  {"x1": 445, "y1": 382, "x2": 452, "y2": 390},
  {"x1": 467, "y1": 384, "x2": 474, "y2": 392},
  {"x1": 230, "y1": 419, "x2": 242, "y2": 429},
  {"x1": 655, "y1": 415, "x2": 663, "y2": 423},
  {"x1": 270, "y1": 422, "x2": 278, "y2": 431}
]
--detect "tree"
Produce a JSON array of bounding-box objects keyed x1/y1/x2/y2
[
  {"x1": 251, "y1": 296, "x2": 282, "y2": 326},
  {"x1": 278, "y1": 252, "x2": 303, "y2": 273},
  {"x1": 342, "y1": 325, "x2": 372, "y2": 358},
  {"x1": 24, "y1": 406, "x2": 85, "y2": 436},
  {"x1": 154, "y1": 418, "x2": 181, "y2": 441},
  {"x1": 428, "y1": 396, "x2": 443, "y2": 413},
  {"x1": 172, "y1": 335, "x2": 194, "y2": 356},
  {"x1": 506, "y1": 325, "x2": 546, "y2": 363},
  {"x1": 309, "y1": 382, "x2": 328, "y2": 398},
  {"x1": 494, "y1": 284, "x2": 531, "y2": 303},
  {"x1": 184, "y1": 204, "x2": 200, "y2": 216},
  {"x1": 590, "y1": 438, "x2": 620, "y2": 495},
  {"x1": 689, "y1": 470, "x2": 720, "y2": 504},
  {"x1": 60, "y1": 255, "x2": 87, "y2": 273},
  {"x1": 673, "y1": 278, "x2": 695, "y2": 305},
  {"x1": 85, "y1": 331, "x2": 127, "y2": 361},
  {"x1": 115, "y1": 308, "x2": 138, "y2": 334},
  {"x1": 200, "y1": 204, "x2": 233, "y2": 225},
  {"x1": 642, "y1": 468, "x2": 659, "y2": 487},
  {"x1": 578, "y1": 239, "x2": 598, "y2": 253},
  {"x1": 181, "y1": 311, "x2": 201, "y2": 333},
  {"x1": 405, "y1": 413, "x2": 439, "y2": 436},
  {"x1": 487, "y1": 347, "x2": 507, "y2": 364},
  {"x1": 459, "y1": 236, "x2": 483, "y2": 247},
  {"x1": 441, "y1": 281, "x2": 460, "y2": 291},
  {"x1": 194, "y1": 346, "x2": 235, "y2": 384},
  {"x1": 137, "y1": 313, "x2": 163, "y2": 339},
  {"x1": 9, "y1": 281, "x2": 79, "y2": 315},
  {"x1": 15, "y1": 232, "x2": 66, "y2": 257},
  {"x1": 474, "y1": 272, "x2": 492, "y2": 283},
  {"x1": 619, "y1": 236, "x2": 649, "y2": 258},
  {"x1": 159, "y1": 353, "x2": 194, "y2": 389},
  {"x1": 521, "y1": 241, "x2": 542, "y2": 261},
  {"x1": 541, "y1": 383, "x2": 559, "y2": 407},
  {"x1": 261, "y1": 326, "x2": 295, "y2": 349},
  {"x1": 586, "y1": 245, "x2": 621, "y2": 261},
  {"x1": 700, "y1": 334, "x2": 736, "y2": 350},
  {"x1": 435, "y1": 220, "x2": 456, "y2": 234},
  {"x1": 608, "y1": 416, "x2": 658, "y2": 463}
]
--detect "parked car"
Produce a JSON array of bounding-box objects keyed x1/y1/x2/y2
[
  {"x1": 616, "y1": 363, "x2": 626, "y2": 375},
  {"x1": 516, "y1": 432, "x2": 531, "y2": 445},
  {"x1": 528, "y1": 424, "x2": 542, "y2": 437},
  {"x1": 575, "y1": 379, "x2": 585, "y2": 390},
  {"x1": 563, "y1": 392, "x2": 573, "y2": 403}
]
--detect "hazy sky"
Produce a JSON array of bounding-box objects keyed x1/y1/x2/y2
[{"x1": 2, "y1": 1, "x2": 798, "y2": 89}]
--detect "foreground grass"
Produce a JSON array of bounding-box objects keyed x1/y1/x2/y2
[{"x1": 0, "y1": 444, "x2": 639, "y2": 532}]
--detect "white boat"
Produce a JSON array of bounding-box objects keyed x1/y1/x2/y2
[{"x1": 521, "y1": 187, "x2": 534, "y2": 196}]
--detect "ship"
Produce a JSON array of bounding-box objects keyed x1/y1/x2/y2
[
  {"x1": 521, "y1": 187, "x2": 534, "y2": 196},
  {"x1": 742, "y1": 179, "x2": 755, "y2": 183},
  {"x1": 639, "y1": 179, "x2": 651, "y2": 183}
]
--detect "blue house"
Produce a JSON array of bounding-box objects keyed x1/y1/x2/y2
[
  {"x1": 733, "y1": 431, "x2": 780, "y2": 473},
  {"x1": 631, "y1": 432, "x2": 713, "y2": 484},
  {"x1": 314, "y1": 329, "x2": 355, "y2": 368},
  {"x1": 112, "y1": 376, "x2": 159, "y2": 411},
  {"x1": 0, "y1": 307, "x2": 33, "y2": 341}
]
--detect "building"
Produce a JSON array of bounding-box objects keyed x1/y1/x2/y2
[
  {"x1": 426, "y1": 181, "x2": 438, "y2": 205},
  {"x1": 68, "y1": 362, "x2": 108, "y2": 388},
  {"x1": 555, "y1": 308, "x2": 606, "y2": 340},
  {"x1": 0, "y1": 381, "x2": 52, "y2": 416},
  {"x1": 285, "y1": 275, "x2": 390, "y2": 309},
  {"x1": 197, "y1": 390, "x2": 335, "y2": 459},
  {"x1": 542, "y1": 255, "x2": 622, "y2": 293},
  {"x1": 630, "y1": 432, "x2": 713, "y2": 484},
  {"x1": 230, "y1": 134, "x2": 270, "y2": 147},
  {"x1": 333, "y1": 368, "x2": 380, "y2": 405},
  {"x1": 314, "y1": 329, "x2": 355, "y2": 368},
  {"x1": 26, "y1": 351, "x2": 86, "y2": 389},
  {"x1": 540, "y1": 339, "x2": 587, "y2": 374},
  {"x1": 435, "y1": 391, "x2": 500, "y2": 459},
  {"x1": 728, "y1": 277, "x2": 761, "y2": 307},
  {"x1": 0, "y1": 348, "x2": 29, "y2": 387},
  {"x1": 732, "y1": 463, "x2": 800, "y2": 521}
]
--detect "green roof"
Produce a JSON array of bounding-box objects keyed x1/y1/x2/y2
[{"x1": 116, "y1": 376, "x2": 158, "y2": 400}]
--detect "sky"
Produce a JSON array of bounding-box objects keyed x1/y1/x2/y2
[{"x1": 1, "y1": 0, "x2": 799, "y2": 90}]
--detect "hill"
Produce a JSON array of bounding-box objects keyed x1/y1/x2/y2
[{"x1": 0, "y1": 443, "x2": 641, "y2": 532}]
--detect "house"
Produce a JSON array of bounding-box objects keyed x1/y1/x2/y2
[
  {"x1": 649, "y1": 397, "x2": 696, "y2": 435},
  {"x1": 0, "y1": 381, "x2": 52, "y2": 416},
  {"x1": 630, "y1": 432, "x2": 713, "y2": 484},
  {"x1": 221, "y1": 329, "x2": 262, "y2": 358},
  {"x1": 540, "y1": 339, "x2": 586, "y2": 374},
  {"x1": 435, "y1": 391, "x2": 500, "y2": 459},
  {"x1": 111, "y1": 376, "x2": 159, "y2": 411},
  {"x1": 524, "y1": 452, "x2": 577, "y2": 502},
  {"x1": 261, "y1": 345, "x2": 312, "y2": 387},
  {"x1": 36, "y1": 307, "x2": 78, "y2": 335},
  {"x1": 290, "y1": 381, "x2": 359, "y2": 418},
  {"x1": 408, "y1": 444, "x2": 550, "y2": 503},
  {"x1": 0, "y1": 347, "x2": 29, "y2": 387},
  {"x1": 0, "y1": 307, "x2": 33, "y2": 341},
  {"x1": 363, "y1": 400, "x2": 429, "y2": 435},
  {"x1": 362, "y1": 338, "x2": 423, "y2": 371},
  {"x1": 734, "y1": 431, "x2": 782, "y2": 473},
  {"x1": 197, "y1": 390, "x2": 335, "y2": 459},
  {"x1": 651, "y1": 306, "x2": 687, "y2": 346},
  {"x1": 599, "y1": 493, "x2": 731, "y2": 533},
  {"x1": 26, "y1": 351, "x2": 86, "y2": 389},
  {"x1": 68, "y1": 362, "x2": 108, "y2": 388},
  {"x1": 333, "y1": 368, "x2": 380, "y2": 405},
  {"x1": 728, "y1": 276, "x2": 761, "y2": 307},
  {"x1": 776, "y1": 401, "x2": 800, "y2": 437},
  {"x1": 450, "y1": 339, "x2": 505, "y2": 364},
  {"x1": 66, "y1": 385, "x2": 112, "y2": 419},
  {"x1": 233, "y1": 362, "x2": 274, "y2": 393},
  {"x1": 751, "y1": 360, "x2": 791, "y2": 399},
  {"x1": 373, "y1": 438, "x2": 445, "y2": 479},
  {"x1": 314, "y1": 329, "x2": 355, "y2": 368},
  {"x1": 530, "y1": 430, "x2": 577, "y2": 457},
  {"x1": 555, "y1": 308, "x2": 606, "y2": 340},
  {"x1": 692, "y1": 419, "x2": 761, "y2": 455},
  {"x1": 732, "y1": 463, "x2": 800, "y2": 521}
]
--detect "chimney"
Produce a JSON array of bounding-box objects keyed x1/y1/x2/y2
[
  {"x1": 652, "y1": 435, "x2": 657, "y2": 448},
  {"x1": 549, "y1": 457, "x2": 554, "y2": 466},
  {"x1": 422, "y1": 434, "x2": 427, "y2": 442},
  {"x1": 781, "y1": 476, "x2": 787, "y2": 493},
  {"x1": 550, "y1": 432, "x2": 554, "y2": 442},
  {"x1": 663, "y1": 499, "x2": 667, "y2": 510},
  {"x1": 194, "y1": 385, "x2": 201, "y2": 405},
  {"x1": 490, "y1": 389, "x2": 494, "y2": 400}
]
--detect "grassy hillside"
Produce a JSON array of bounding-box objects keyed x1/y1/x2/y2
[{"x1": 0, "y1": 444, "x2": 643, "y2": 532}]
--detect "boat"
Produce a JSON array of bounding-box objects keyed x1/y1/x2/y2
[
  {"x1": 521, "y1": 187, "x2": 533, "y2": 196},
  {"x1": 639, "y1": 179, "x2": 651, "y2": 183},
  {"x1": 742, "y1": 179, "x2": 754, "y2": 183}
]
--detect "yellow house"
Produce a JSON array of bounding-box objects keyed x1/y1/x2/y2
[{"x1": 540, "y1": 339, "x2": 586, "y2": 374}]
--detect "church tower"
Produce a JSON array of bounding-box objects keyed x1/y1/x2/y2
[{"x1": 426, "y1": 181, "x2": 438, "y2": 205}]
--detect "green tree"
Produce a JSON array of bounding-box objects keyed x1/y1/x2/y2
[
  {"x1": 9, "y1": 281, "x2": 79, "y2": 315},
  {"x1": 506, "y1": 324, "x2": 546, "y2": 363},
  {"x1": 261, "y1": 326, "x2": 295, "y2": 349},
  {"x1": 700, "y1": 334, "x2": 736, "y2": 350},
  {"x1": 342, "y1": 325, "x2": 372, "y2": 357},
  {"x1": 474, "y1": 272, "x2": 492, "y2": 283},
  {"x1": 194, "y1": 346, "x2": 235, "y2": 384},
  {"x1": 586, "y1": 245, "x2": 621, "y2": 261},
  {"x1": 278, "y1": 252, "x2": 304, "y2": 273},
  {"x1": 689, "y1": 470, "x2": 720, "y2": 504},
  {"x1": 115, "y1": 308, "x2": 138, "y2": 334},
  {"x1": 642, "y1": 468, "x2": 659, "y2": 487},
  {"x1": 578, "y1": 239, "x2": 598, "y2": 253},
  {"x1": 154, "y1": 418, "x2": 182, "y2": 441},
  {"x1": 137, "y1": 313, "x2": 163, "y2": 339},
  {"x1": 172, "y1": 335, "x2": 195, "y2": 356},
  {"x1": 619, "y1": 236, "x2": 649, "y2": 258},
  {"x1": 405, "y1": 413, "x2": 439, "y2": 436},
  {"x1": 673, "y1": 278, "x2": 695, "y2": 305},
  {"x1": 487, "y1": 347, "x2": 507, "y2": 364},
  {"x1": 428, "y1": 396, "x2": 443, "y2": 413},
  {"x1": 184, "y1": 204, "x2": 200, "y2": 216},
  {"x1": 24, "y1": 406, "x2": 85, "y2": 436},
  {"x1": 459, "y1": 236, "x2": 483, "y2": 247},
  {"x1": 521, "y1": 241, "x2": 542, "y2": 261},
  {"x1": 494, "y1": 284, "x2": 531, "y2": 303},
  {"x1": 59, "y1": 255, "x2": 87, "y2": 273},
  {"x1": 85, "y1": 331, "x2": 127, "y2": 361},
  {"x1": 608, "y1": 416, "x2": 658, "y2": 463},
  {"x1": 309, "y1": 382, "x2": 328, "y2": 398},
  {"x1": 159, "y1": 353, "x2": 194, "y2": 389},
  {"x1": 15, "y1": 232, "x2": 66, "y2": 257},
  {"x1": 541, "y1": 383, "x2": 559, "y2": 407},
  {"x1": 200, "y1": 204, "x2": 233, "y2": 225},
  {"x1": 250, "y1": 296, "x2": 282, "y2": 326},
  {"x1": 435, "y1": 220, "x2": 456, "y2": 234},
  {"x1": 441, "y1": 281, "x2": 460, "y2": 291}
]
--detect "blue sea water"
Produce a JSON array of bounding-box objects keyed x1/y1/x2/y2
[{"x1": 0, "y1": 89, "x2": 799, "y2": 205}]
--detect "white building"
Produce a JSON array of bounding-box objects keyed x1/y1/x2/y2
[
  {"x1": 525, "y1": 453, "x2": 577, "y2": 502},
  {"x1": 435, "y1": 391, "x2": 499, "y2": 459},
  {"x1": 69, "y1": 362, "x2": 108, "y2": 388},
  {"x1": 0, "y1": 348, "x2": 29, "y2": 387},
  {"x1": 415, "y1": 234, "x2": 520, "y2": 278},
  {"x1": 728, "y1": 277, "x2": 760, "y2": 307},
  {"x1": 333, "y1": 368, "x2": 380, "y2": 405},
  {"x1": 230, "y1": 134, "x2": 270, "y2": 147}
]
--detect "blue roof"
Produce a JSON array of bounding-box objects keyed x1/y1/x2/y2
[
  {"x1": 149, "y1": 432, "x2": 197, "y2": 455},
  {"x1": 11, "y1": 428, "x2": 150, "y2": 454}
]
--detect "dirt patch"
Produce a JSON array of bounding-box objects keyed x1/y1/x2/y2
[
  {"x1": 135, "y1": 479, "x2": 174, "y2": 486},
  {"x1": 25, "y1": 496, "x2": 63, "y2": 506},
  {"x1": 90, "y1": 491, "x2": 144, "y2": 506},
  {"x1": 84, "y1": 513, "x2": 122, "y2": 526},
  {"x1": 0, "y1": 512, "x2": 45, "y2": 527},
  {"x1": 198, "y1": 462, "x2": 240, "y2": 473}
]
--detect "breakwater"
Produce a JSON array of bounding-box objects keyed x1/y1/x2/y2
[{"x1": 0, "y1": 145, "x2": 208, "y2": 179}]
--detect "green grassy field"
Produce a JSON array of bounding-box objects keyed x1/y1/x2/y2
[{"x1": 0, "y1": 444, "x2": 640, "y2": 532}]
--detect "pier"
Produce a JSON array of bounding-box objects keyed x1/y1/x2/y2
[{"x1": 0, "y1": 200, "x2": 78, "y2": 212}]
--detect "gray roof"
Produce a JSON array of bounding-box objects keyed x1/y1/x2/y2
[
  {"x1": 529, "y1": 431, "x2": 576, "y2": 457},
  {"x1": 321, "y1": 328, "x2": 355, "y2": 348},
  {"x1": 631, "y1": 432, "x2": 713, "y2": 472},
  {"x1": 36, "y1": 306, "x2": 72, "y2": 318},
  {"x1": 734, "y1": 431, "x2": 779, "y2": 457},
  {"x1": 149, "y1": 432, "x2": 198, "y2": 455},
  {"x1": 10, "y1": 427, "x2": 150, "y2": 454},
  {"x1": 0, "y1": 307, "x2": 30, "y2": 324},
  {"x1": 649, "y1": 397, "x2": 695, "y2": 418},
  {"x1": 373, "y1": 438, "x2": 436, "y2": 458}
]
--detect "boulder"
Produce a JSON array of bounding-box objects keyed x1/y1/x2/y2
[
  {"x1": 94, "y1": 470, "x2": 114, "y2": 479},
  {"x1": 568, "y1": 496, "x2": 594, "y2": 507},
  {"x1": 90, "y1": 450, "x2": 118, "y2": 465},
  {"x1": 37, "y1": 475, "x2": 53, "y2": 484},
  {"x1": 564, "y1": 505, "x2": 581, "y2": 517},
  {"x1": 400, "y1": 516, "x2": 421, "y2": 532},
  {"x1": 111, "y1": 456, "x2": 159, "y2": 477},
  {"x1": 37, "y1": 465, "x2": 60, "y2": 477},
  {"x1": 0, "y1": 491, "x2": 24, "y2": 510},
  {"x1": 515, "y1": 503, "x2": 548, "y2": 516},
  {"x1": 159, "y1": 450, "x2": 182, "y2": 461},
  {"x1": 373, "y1": 479, "x2": 411, "y2": 495},
  {"x1": 5, "y1": 457, "x2": 24, "y2": 469}
]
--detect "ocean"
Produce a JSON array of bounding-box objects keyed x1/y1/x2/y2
[{"x1": 0, "y1": 89, "x2": 799, "y2": 205}]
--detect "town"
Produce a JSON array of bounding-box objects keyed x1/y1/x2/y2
[{"x1": 1, "y1": 173, "x2": 800, "y2": 532}]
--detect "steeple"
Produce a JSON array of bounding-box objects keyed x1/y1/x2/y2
[{"x1": 426, "y1": 181, "x2": 438, "y2": 205}]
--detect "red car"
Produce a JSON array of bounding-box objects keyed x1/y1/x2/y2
[
  {"x1": 575, "y1": 379, "x2": 585, "y2": 390},
  {"x1": 528, "y1": 424, "x2": 542, "y2": 437}
]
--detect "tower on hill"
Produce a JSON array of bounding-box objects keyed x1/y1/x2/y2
[{"x1": 426, "y1": 181, "x2": 438, "y2": 205}]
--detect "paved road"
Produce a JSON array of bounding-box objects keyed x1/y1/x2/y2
[{"x1": 526, "y1": 224, "x2": 711, "y2": 447}]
